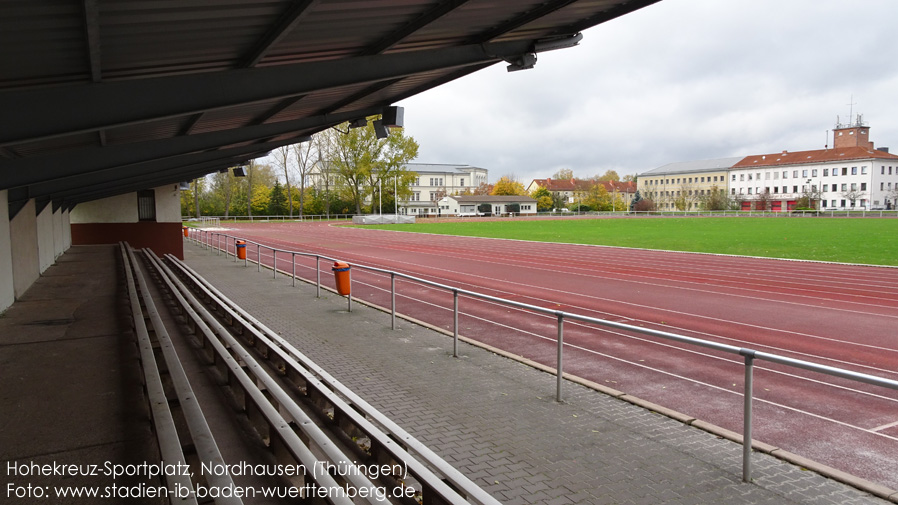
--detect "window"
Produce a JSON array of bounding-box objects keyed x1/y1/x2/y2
[
  {"x1": 861, "y1": 166, "x2": 867, "y2": 175},
  {"x1": 782, "y1": 186, "x2": 787, "y2": 194},
  {"x1": 783, "y1": 171, "x2": 788, "y2": 179},
  {"x1": 831, "y1": 200, "x2": 836, "y2": 207},
  {"x1": 861, "y1": 183, "x2": 867, "y2": 191},
  {"x1": 811, "y1": 169, "x2": 818, "y2": 177},
  {"x1": 773, "y1": 172, "x2": 779, "y2": 180},
  {"x1": 793, "y1": 186, "x2": 798, "y2": 193},
  {"x1": 413, "y1": 177, "x2": 420, "y2": 186},
  {"x1": 802, "y1": 169, "x2": 808, "y2": 177},
  {"x1": 841, "y1": 184, "x2": 847, "y2": 191},
  {"x1": 842, "y1": 167, "x2": 848, "y2": 175},
  {"x1": 740, "y1": 174, "x2": 745, "y2": 181},
  {"x1": 732, "y1": 175, "x2": 736, "y2": 181},
  {"x1": 774, "y1": 187, "x2": 779, "y2": 194},
  {"x1": 460, "y1": 178, "x2": 465, "y2": 187},
  {"x1": 765, "y1": 172, "x2": 771, "y2": 180},
  {"x1": 851, "y1": 167, "x2": 857, "y2": 175},
  {"x1": 882, "y1": 182, "x2": 885, "y2": 190},
  {"x1": 824, "y1": 169, "x2": 829, "y2": 176},
  {"x1": 882, "y1": 166, "x2": 886, "y2": 175},
  {"x1": 137, "y1": 190, "x2": 156, "y2": 221},
  {"x1": 793, "y1": 170, "x2": 799, "y2": 178},
  {"x1": 748, "y1": 188, "x2": 752, "y2": 195},
  {"x1": 831, "y1": 184, "x2": 837, "y2": 192},
  {"x1": 851, "y1": 183, "x2": 857, "y2": 191},
  {"x1": 841, "y1": 200, "x2": 846, "y2": 207}
]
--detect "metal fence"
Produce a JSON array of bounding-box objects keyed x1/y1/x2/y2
[{"x1": 186, "y1": 228, "x2": 898, "y2": 485}]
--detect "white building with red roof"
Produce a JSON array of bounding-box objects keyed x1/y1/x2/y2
[{"x1": 729, "y1": 118, "x2": 898, "y2": 211}]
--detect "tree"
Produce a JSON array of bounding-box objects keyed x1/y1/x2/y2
[
  {"x1": 596, "y1": 170, "x2": 620, "y2": 182},
  {"x1": 320, "y1": 116, "x2": 419, "y2": 214},
  {"x1": 622, "y1": 174, "x2": 636, "y2": 183},
  {"x1": 700, "y1": 185, "x2": 729, "y2": 211},
  {"x1": 268, "y1": 180, "x2": 288, "y2": 215},
  {"x1": 553, "y1": 168, "x2": 574, "y2": 180},
  {"x1": 472, "y1": 182, "x2": 493, "y2": 195},
  {"x1": 583, "y1": 182, "x2": 611, "y2": 211},
  {"x1": 531, "y1": 186, "x2": 554, "y2": 212},
  {"x1": 491, "y1": 176, "x2": 527, "y2": 196},
  {"x1": 274, "y1": 146, "x2": 294, "y2": 217},
  {"x1": 292, "y1": 140, "x2": 315, "y2": 217},
  {"x1": 841, "y1": 186, "x2": 866, "y2": 209}
]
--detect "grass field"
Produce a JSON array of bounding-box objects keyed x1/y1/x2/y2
[{"x1": 368, "y1": 217, "x2": 898, "y2": 266}]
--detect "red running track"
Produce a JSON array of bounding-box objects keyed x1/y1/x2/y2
[{"x1": 209, "y1": 221, "x2": 898, "y2": 489}]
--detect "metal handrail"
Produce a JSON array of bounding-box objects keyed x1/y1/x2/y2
[{"x1": 186, "y1": 229, "x2": 898, "y2": 484}]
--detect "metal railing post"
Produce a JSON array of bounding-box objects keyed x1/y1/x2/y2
[
  {"x1": 453, "y1": 289, "x2": 459, "y2": 358},
  {"x1": 556, "y1": 312, "x2": 564, "y2": 402},
  {"x1": 347, "y1": 267, "x2": 352, "y2": 312},
  {"x1": 292, "y1": 253, "x2": 296, "y2": 287},
  {"x1": 741, "y1": 350, "x2": 755, "y2": 483},
  {"x1": 257, "y1": 244, "x2": 261, "y2": 272},
  {"x1": 273, "y1": 250, "x2": 277, "y2": 279},
  {"x1": 391, "y1": 273, "x2": 396, "y2": 330},
  {"x1": 316, "y1": 256, "x2": 321, "y2": 298}
]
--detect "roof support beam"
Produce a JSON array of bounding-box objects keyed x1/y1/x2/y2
[
  {"x1": 82, "y1": 0, "x2": 102, "y2": 82},
  {"x1": 241, "y1": 0, "x2": 319, "y2": 68},
  {"x1": 359, "y1": 0, "x2": 471, "y2": 56},
  {"x1": 0, "y1": 107, "x2": 382, "y2": 191},
  {"x1": 0, "y1": 40, "x2": 530, "y2": 147}
]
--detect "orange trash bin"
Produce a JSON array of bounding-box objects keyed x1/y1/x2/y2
[
  {"x1": 332, "y1": 261, "x2": 351, "y2": 295},
  {"x1": 183, "y1": 226, "x2": 189, "y2": 237},
  {"x1": 236, "y1": 240, "x2": 247, "y2": 260}
]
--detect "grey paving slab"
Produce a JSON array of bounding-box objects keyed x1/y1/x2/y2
[{"x1": 184, "y1": 243, "x2": 891, "y2": 505}]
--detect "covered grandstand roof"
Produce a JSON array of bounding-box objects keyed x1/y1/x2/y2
[{"x1": 0, "y1": 0, "x2": 660, "y2": 216}]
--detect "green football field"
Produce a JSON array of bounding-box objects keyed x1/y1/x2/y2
[{"x1": 367, "y1": 217, "x2": 898, "y2": 266}]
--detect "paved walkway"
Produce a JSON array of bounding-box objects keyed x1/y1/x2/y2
[
  {"x1": 183, "y1": 242, "x2": 892, "y2": 505},
  {"x1": 0, "y1": 245, "x2": 161, "y2": 504}
]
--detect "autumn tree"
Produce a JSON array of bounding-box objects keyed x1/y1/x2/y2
[
  {"x1": 553, "y1": 168, "x2": 574, "y2": 180},
  {"x1": 530, "y1": 186, "x2": 554, "y2": 212},
  {"x1": 596, "y1": 170, "x2": 620, "y2": 182},
  {"x1": 491, "y1": 176, "x2": 527, "y2": 196},
  {"x1": 320, "y1": 116, "x2": 419, "y2": 214},
  {"x1": 472, "y1": 182, "x2": 493, "y2": 195}
]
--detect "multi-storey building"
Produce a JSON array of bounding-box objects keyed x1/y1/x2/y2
[
  {"x1": 638, "y1": 157, "x2": 740, "y2": 210},
  {"x1": 309, "y1": 162, "x2": 488, "y2": 215},
  {"x1": 403, "y1": 163, "x2": 489, "y2": 215},
  {"x1": 729, "y1": 120, "x2": 898, "y2": 210}
]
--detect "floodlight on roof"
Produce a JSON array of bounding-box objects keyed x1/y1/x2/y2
[
  {"x1": 349, "y1": 118, "x2": 368, "y2": 129},
  {"x1": 381, "y1": 106, "x2": 404, "y2": 128},
  {"x1": 233, "y1": 166, "x2": 246, "y2": 177},
  {"x1": 506, "y1": 53, "x2": 536, "y2": 72},
  {"x1": 372, "y1": 120, "x2": 389, "y2": 139}
]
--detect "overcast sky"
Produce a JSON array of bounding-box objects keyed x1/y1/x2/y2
[{"x1": 396, "y1": 0, "x2": 898, "y2": 184}]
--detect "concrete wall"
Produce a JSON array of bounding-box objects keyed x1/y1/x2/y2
[
  {"x1": 9, "y1": 199, "x2": 40, "y2": 299},
  {"x1": 70, "y1": 192, "x2": 138, "y2": 224},
  {"x1": 70, "y1": 185, "x2": 184, "y2": 259},
  {"x1": 0, "y1": 191, "x2": 15, "y2": 313},
  {"x1": 36, "y1": 203, "x2": 55, "y2": 273}
]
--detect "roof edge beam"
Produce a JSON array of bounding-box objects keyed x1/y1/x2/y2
[{"x1": 0, "y1": 40, "x2": 531, "y2": 146}]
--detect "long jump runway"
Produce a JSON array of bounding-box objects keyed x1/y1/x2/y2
[{"x1": 221, "y1": 220, "x2": 898, "y2": 490}]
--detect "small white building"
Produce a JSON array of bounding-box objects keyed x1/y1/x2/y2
[
  {"x1": 437, "y1": 195, "x2": 537, "y2": 216},
  {"x1": 729, "y1": 120, "x2": 898, "y2": 210}
]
